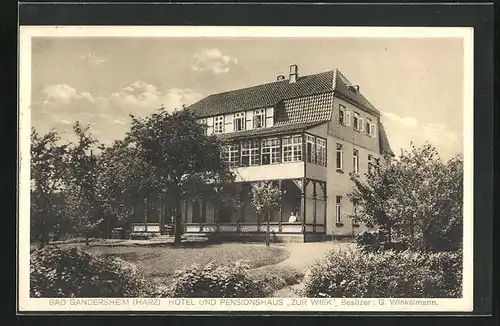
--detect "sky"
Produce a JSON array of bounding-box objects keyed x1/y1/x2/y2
[{"x1": 30, "y1": 37, "x2": 464, "y2": 159}]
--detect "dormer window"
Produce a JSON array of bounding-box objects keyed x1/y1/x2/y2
[
  {"x1": 214, "y1": 116, "x2": 224, "y2": 134},
  {"x1": 234, "y1": 112, "x2": 246, "y2": 132},
  {"x1": 253, "y1": 109, "x2": 266, "y2": 129}
]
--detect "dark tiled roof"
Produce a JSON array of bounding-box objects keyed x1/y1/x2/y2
[
  {"x1": 187, "y1": 71, "x2": 335, "y2": 118},
  {"x1": 186, "y1": 69, "x2": 380, "y2": 118},
  {"x1": 275, "y1": 92, "x2": 334, "y2": 126},
  {"x1": 216, "y1": 121, "x2": 326, "y2": 141},
  {"x1": 378, "y1": 122, "x2": 395, "y2": 156},
  {"x1": 334, "y1": 70, "x2": 380, "y2": 115}
]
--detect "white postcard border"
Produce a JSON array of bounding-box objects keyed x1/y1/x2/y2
[{"x1": 18, "y1": 26, "x2": 474, "y2": 313}]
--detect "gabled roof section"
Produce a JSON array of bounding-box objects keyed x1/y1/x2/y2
[
  {"x1": 186, "y1": 67, "x2": 381, "y2": 119},
  {"x1": 378, "y1": 122, "x2": 395, "y2": 157},
  {"x1": 187, "y1": 71, "x2": 335, "y2": 118},
  {"x1": 333, "y1": 69, "x2": 380, "y2": 115}
]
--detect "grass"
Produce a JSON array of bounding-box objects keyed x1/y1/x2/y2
[{"x1": 83, "y1": 242, "x2": 290, "y2": 283}]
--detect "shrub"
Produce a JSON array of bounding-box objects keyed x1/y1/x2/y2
[
  {"x1": 165, "y1": 260, "x2": 272, "y2": 298},
  {"x1": 301, "y1": 248, "x2": 462, "y2": 298},
  {"x1": 355, "y1": 230, "x2": 409, "y2": 253},
  {"x1": 30, "y1": 246, "x2": 154, "y2": 297}
]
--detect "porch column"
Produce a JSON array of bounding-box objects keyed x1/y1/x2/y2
[
  {"x1": 323, "y1": 182, "x2": 327, "y2": 228},
  {"x1": 198, "y1": 199, "x2": 203, "y2": 232},
  {"x1": 158, "y1": 193, "x2": 163, "y2": 235},
  {"x1": 301, "y1": 178, "x2": 306, "y2": 234},
  {"x1": 313, "y1": 181, "x2": 317, "y2": 233},
  {"x1": 144, "y1": 196, "x2": 148, "y2": 232},
  {"x1": 278, "y1": 179, "x2": 283, "y2": 232}
]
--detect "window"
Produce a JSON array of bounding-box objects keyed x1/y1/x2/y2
[
  {"x1": 339, "y1": 105, "x2": 351, "y2": 126},
  {"x1": 368, "y1": 154, "x2": 373, "y2": 172},
  {"x1": 223, "y1": 143, "x2": 240, "y2": 167},
  {"x1": 316, "y1": 137, "x2": 327, "y2": 167},
  {"x1": 283, "y1": 135, "x2": 302, "y2": 162},
  {"x1": 353, "y1": 149, "x2": 359, "y2": 174},
  {"x1": 214, "y1": 116, "x2": 224, "y2": 134},
  {"x1": 261, "y1": 138, "x2": 280, "y2": 164},
  {"x1": 366, "y1": 118, "x2": 376, "y2": 137},
  {"x1": 306, "y1": 134, "x2": 316, "y2": 164},
  {"x1": 199, "y1": 118, "x2": 208, "y2": 135},
  {"x1": 369, "y1": 123, "x2": 377, "y2": 137},
  {"x1": 253, "y1": 109, "x2": 266, "y2": 129},
  {"x1": 241, "y1": 139, "x2": 260, "y2": 166},
  {"x1": 336, "y1": 143, "x2": 343, "y2": 170},
  {"x1": 336, "y1": 196, "x2": 342, "y2": 223},
  {"x1": 234, "y1": 112, "x2": 246, "y2": 131},
  {"x1": 353, "y1": 112, "x2": 360, "y2": 131}
]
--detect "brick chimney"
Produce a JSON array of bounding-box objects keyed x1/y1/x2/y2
[
  {"x1": 277, "y1": 75, "x2": 286, "y2": 81},
  {"x1": 289, "y1": 64, "x2": 298, "y2": 83}
]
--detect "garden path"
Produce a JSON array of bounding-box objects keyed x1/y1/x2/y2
[{"x1": 263, "y1": 241, "x2": 354, "y2": 297}]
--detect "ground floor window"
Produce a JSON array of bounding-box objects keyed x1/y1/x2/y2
[{"x1": 335, "y1": 195, "x2": 342, "y2": 223}]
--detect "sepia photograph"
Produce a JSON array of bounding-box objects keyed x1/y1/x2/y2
[{"x1": 18, "y1": 26, "x2": 474, "y2": 312}]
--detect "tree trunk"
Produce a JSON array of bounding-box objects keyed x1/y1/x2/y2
[
  {"x1": 265, "y1": 212, "x2": 270, "y2": 247},
  {"x1": 174, "y1": 191, "x2": 183, "y2": 246}
]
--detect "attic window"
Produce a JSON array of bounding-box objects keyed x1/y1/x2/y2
[
  {"x1": 253, "y1": 109, "x2": 265, "y2": 128},
  {"x1": 234, "y1": 112, "x2": 246, "y2": 132}
]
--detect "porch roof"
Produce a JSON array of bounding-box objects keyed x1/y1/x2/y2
[{"x1": 216, "y1": 121, "x2": 326, "y2": 141}]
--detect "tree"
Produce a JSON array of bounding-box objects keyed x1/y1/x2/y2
[
  {"x1": 348, "y1": 143, "x2": 463, "y2": 251},
  {"x1": 126, "y1": 107, "x2": 234, "y2": 245},
  {"x1": 30, "y1": 128, "x2": 70, "y2": 247},
  {"x1": 250, "y1": 182, "x2": 281, "y2": 247}
]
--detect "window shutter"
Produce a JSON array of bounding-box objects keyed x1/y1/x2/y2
[
  {"x1": 359, "y1": 118, "x2": 364, "y2": 131},
  {"x1": 246, "y1": 110, "x2": 253, "y2": 130},
  {"x1": 224, "y1": 113, "x2": 233, "y2": 133},
  {"x1": 266, "y1": 107, "x2": 274, "y2": 127},
  {"x1": 345, "y1": 111, "x2": 351, "y2": 126},
  {"x1": 370, "y1": 123, "x2": 376, "y2": 137}
]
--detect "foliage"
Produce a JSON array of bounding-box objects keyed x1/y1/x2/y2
[
  {"x1": 355, "y1": 230, "x2": 409, "y2": 253},
  {"x1": 300, "y1": 247, "x2": 462, "y2": 298},
  {"x1": 349, "y1": 143, "x2": 463, "y2": 251},
  {"x1": 30, "y1": 246, "x2": 154, "y2": 297},
  {"x1": 164, "y1": 260, "x2": 272, "y2": 298},
  {"x1": 126, "y1": 108, "x2": 234, "y2": 244},
  {"x1": 250, "y1": 182, "x2": 282, "y2": 215},
  {"x1": 250, "y1": 182, "x2": 282, "y2": 246},
  {"x1": 30, "y1": 128, "x2": 71, "y2": 245}
]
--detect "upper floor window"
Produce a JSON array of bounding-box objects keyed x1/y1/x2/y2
[
  {"x1": 316, "y1": 138, "x2": 327, "y2": 167},
  {"x1": 261, "y1": 138, "x2": 280, "y2": 164},
  {"x1": 199, "y1": 118, "x2": 208, "y2": 135},
  {"x1": 253, "y1": 109, "x2": 266, "y2": 129},
  {"x1": 353, "y1": 112, "x2": 360, "y2": 131},
  {"x1": 368, "y1": 122, "x2": 377, "y2": 138},
  {"x1": 305, "y1": 135, "x2": 316, "y2": 164},
  {"x1": 223, "y1": 143, "x2": 240, "y2": 167},
  {"x1": 366, "y1": 118, "x2": 376, "y2": 137},
  {"x1": 336, "y1": 143, "x2": 343, "y2": 170},
  {"x1": 234, "y1": 112, "x2": 246, "y2": 132},
  {"x1": 283, "y1": 135, "x2": 302, "y2": 162},
  {"x1": 339, "y1": 105, "x2": 351, "y2": 126},
  {"x1": 353, "y1": 149, "x2": 359, "y2": 174},
  {"x1": 241, "y1": 139, "x2": 260, "y2": 166},
  {"x1": 214, "y1": 116, "x2": 224, "y2": 134}
]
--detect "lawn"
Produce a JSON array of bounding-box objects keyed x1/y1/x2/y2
[{"x1": 84, "y1": 242, "x2": 290, "y2": 283}]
